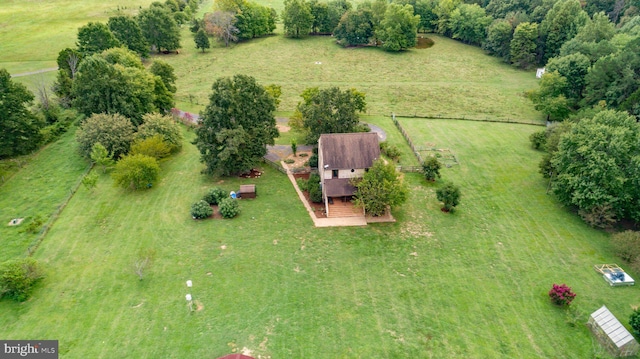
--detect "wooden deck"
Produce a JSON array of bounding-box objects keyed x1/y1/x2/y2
[{"x1": 327, "y1": 199, "x2": 364, "y2": 218}]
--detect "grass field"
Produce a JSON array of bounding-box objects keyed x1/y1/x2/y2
[
  {"x1": 2, "y1": 1, "x2": 639, "y2": 357},
  {"x1": 1, "y1": 120, "x2": 638, "y2": 358}
]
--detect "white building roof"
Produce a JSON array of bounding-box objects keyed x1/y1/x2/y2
[{"x1": 591, "y1": 305, "x2": 636, "y2": 348}]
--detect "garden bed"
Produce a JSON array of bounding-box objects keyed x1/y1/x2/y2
[{"x1": 293, "y1": 172, "x2": 327, "y2": 218}]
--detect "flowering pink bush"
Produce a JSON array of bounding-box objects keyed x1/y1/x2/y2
[{"x1": 548, "y1": 283, "x2": 576, "y2": 306}]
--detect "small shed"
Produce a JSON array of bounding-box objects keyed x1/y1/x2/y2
[
  {"x1": 239, "y1": 184, "x2": 256, "y2": 199},
  {"x1": 587, "y1": 305, "x2": 640, "y2": 357}
]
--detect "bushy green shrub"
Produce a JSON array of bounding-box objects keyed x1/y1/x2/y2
[
  {"x1": 309, "y1": 173, "x2": 320, "y2": 184},
  {"x1": 219, "y1": 198, "x2": 240, "y2": 218},
  {"x1": 436, "y1": 182, "x2": 461, "y2": 212},
  {"x1": 308, "y1": 154, "x2": 318, "y2": 168},
  {"x1": 203, "y1": 187, "x2": 227, "y2": 205},
  {"x1": 136, "y1": 113, "x2": 183, "y2": 153},
  {"x1": 529, "y1": 130, "x2": 547, "y2": 150},
  {"x1": 0, "y1": 258, "x2": 44, "y2": 301},
  {"x1": 130, "y1": 135, "x2": 171, "y2": 159},
  {"x1": 309, "y1": 182, "x2": 323, "y2": 203},
  {"x1": 111, "y1": 154, "x2": 160, "y2": 190},
  {"x1": 296, "y1": 178, "x2": 308, "y2": 192},
  {"x1": 380, "y1": 142, "x2": 401, "y2": 162},
  {"x1": 191, "y1": 200, "x2": 213, "y2": 219},
  {"x1": 423, "y1": 156, "x2": 442, "y2": 182},
  {"x1": 630, "y1": 309, "x2": 640, "y2": 336}
]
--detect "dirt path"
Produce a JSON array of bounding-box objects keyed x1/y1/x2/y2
[{"x1": 11, "y1": 67, "x2": 58, "y2": 77}]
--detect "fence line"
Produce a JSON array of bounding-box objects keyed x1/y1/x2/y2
[
  {"x1": 262, "y1": 157, "x2": 287, "y2": 174},
  {"x1": 388, "y1": 113, "x2": 545, "y2": 126},
  {"x1": 392, "y1": 113, "x2": 425, "y2": 168},
  {"x1": 27, "y1": 163, "x2": 94, "y2": 256}
]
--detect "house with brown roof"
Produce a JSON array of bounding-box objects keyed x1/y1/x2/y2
[{"x1": 318, "y1": 132, "x2": 380, "y2": 216}]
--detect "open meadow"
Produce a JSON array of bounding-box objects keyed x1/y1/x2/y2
[{"x1": 1, "y1": 0, "x2": 639, "y2": 357}]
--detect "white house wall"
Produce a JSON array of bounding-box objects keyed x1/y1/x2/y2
[{"x1": 339, "y1": 169, "x2": 365, "y2": 178}]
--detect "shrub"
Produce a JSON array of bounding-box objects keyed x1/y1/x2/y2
[
  {"x1": 296, "y1": 178, "x2": 308, "y2": 192},
  {"x1": 436, "y1": 182, "x2": 461, "y2": 212},
  {"x1": 308, "y1": 153, "x2": 318, "y2": 168},
  {"x1": 610, "y1": 231, "x2": 640, "y2": 273},
  {"x1": 380, "y1": 142, "x2": 401, "y2": 162},
  {"x1": 578, "y1": 204, "x2": 616, "y2": 229},
  {"x1": 219, "y1": 197, "x2": 240, "y2": 218},
  {"x1": 111, "y1": 154, "x2": 160, "y2": 190},
  {"x1": 203, "y1": 187, "x2": 227, "y2": 205},
  {"x1": 309, "y1": 173, "x2": 321, "y2": 184},
  {"x1": 309, "y1": 182, "x2": 323, "y2": 203},
  {"x1": 284, "y1": 159, "x2": 295, "y2": 164},
  {"x1": 0, "y1": 258, "x2": 44, "y2": 301},
  {"x1": 529, "y1": 130, "x2": 547, "y2": 150},
  {"x1": 136, "y1": 113, "x2": 183, "y2": 153},
  {"x1": 548, "y1": 283, "x2": 576, "y2": 307},
  {"x1": 130, "y1": 135, "x2": 171, "y2": 159},
  {"x1": 21, "y1": 215, "x2": 44, "y2": 234},
  {"x1": 76, "y1": 113, "x2": 135, "y2": 159},
  {"x1": 191, "y1": 200, "x2": 213, "y2": 219},
  {"x1": 423, "y1": 156, "x2": 442, "y2": 182},
  {"x1": 291, "y1": 138, "x2": 297, "y2": 156},
  {"x1": 630, "y1": 309, "x2": 640, "y2": 336}
]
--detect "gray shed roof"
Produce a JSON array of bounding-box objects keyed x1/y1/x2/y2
[
  {"x1": 319, "y1": 133, "x2": 380, "y2": 170},
  {"x1": 591, "y1": 305, "x2": 636, "y2": 348}
]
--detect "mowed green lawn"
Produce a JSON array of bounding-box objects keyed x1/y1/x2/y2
[
  {"x1": 167, "y1": 28, "x2": 541, "y2": 122},
  {"x1": 1, "y1": 120, "x2": 637, "y2": 358}
]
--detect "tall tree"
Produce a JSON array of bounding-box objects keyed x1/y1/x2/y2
[
  {"x1": 433, "y1": 0, "x2": 461, "y2": 36},
  {"x1": 298, "y1": 86, "x2": 367, "y2": 143},
  {"x1": 482, "y1": 19, "x2": 513, "y2": 62},
  {"x1": 376, "y1": 3, "x2": 420, "y2": 51},
  {"x1": 510, "y1": 21, "x2": 538, "y2": 69},
  {"x1": 551, "y1": 110, "x2": 640, "y2": 223},
  {"x1": 76, "y1": 113, "x2": 135, "y2": 160},
  {"x1": 149, "y1": 60, "x2": 177, "y2": 94},
  {"x1": 526, "y1": 72, "x2": 572, "y2": 121},
  {"x1": 283, "y1": 0, "x2": 314, "y2": 38},
  {"x1": 195, "y1": 28, "x2": 211, "y2": 52},
  {"x1": 539, "y1": 0, "x2": 589, "y2": 62},
  {"x1": 546, "y1": 53, "x2": 590, "y2": 101},
  {"x1": 137, "y1": 6, "x2": 181, "y2": 52},
  {"x1": 448, "y1": 3, "x2": 493, "y2": 46},
  {"x1": 108, "y1": 15, "x2": 150, "y2": 57},
  {"x1": 333, "y1": 8, "x2": 374, "y2": 46},
  {"x1": 77, "y1": 22, "x2": 121, "y2": 56},
  {"x1": 0, "y1": 69, "x2": 43, "y2": 158},
  {"x1": 72, "y1": 52, "x2": 157, "y2": 124},
  {"x1": 353, "y1": 158, "x2": 408, "y2": 216},
  {"x1": 195, "y1": 75, "x2": 279, "y2": 175}
]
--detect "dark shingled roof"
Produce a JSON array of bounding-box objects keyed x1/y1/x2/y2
[{"x1": 319, "y1": 132, "x2": 380, "y2": 169}]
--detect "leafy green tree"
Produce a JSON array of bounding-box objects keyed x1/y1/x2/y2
[
  {"x1": 422, "y1": 156, "x2": 442, "y2": 181},
  {"x1": 433, "y1": 0, "x2": 461, "y2": 36},
  {"x1": 76, "y1": 113, "x2": 135, "y2": 160},
  {"x1": 101, "y1": 47, "x2": 145, "y2": 69},
  {"x1": 203, "y1": 187, "x2": 227, "y2": 205},
  {"x1": 583, "y1": 49, "x2": 640, "y2": 108},
  {"x1": 436, "y1": 181, "x2": 461, "y2": 212},
  {"x1": 283, "y1": 0, "x2": 314, "y2": 38},
  {"x1": 264, "y1": 84, "x2": 282, "y2": 107},
  {"x1": 485, "y1": 0, "x2": 532, "y2": 19},
  {"x1": 235, "y1": 1, "x2": 277, "y2": 40},
  {"x1": 333, "y1": 8, "x2": 374, "y2": 46},
  {"x1": 90, "y1": 142, "x2": 115, "y2": 173},
  {"x1": 137, "y1": 6, "x2": 181, "y2": 52},
  {"x1": 376, "y1": 3, "x2": 420, "y2": 51},
  {"x1": 108, "y1": 15, "x2": 150, "y2": 57},
  {"x1": 572, "y1": 12, "x2": 615, "y2": 44},
  {"x1": 76, "y1": 22, "x2": 121, "y2": 56},
  {"x1": 0, "y1": 69, "x2": 43, "y2": 159},
  {"x1": 112, "y1": 153, "x2": 160, "y2": 190},
  {"x1": 136, "y1": 113, "x2": 183, "y2": 153},
  {"x1": 546, "y1": 53, "x2": 590, "y2": 101},
  {"x1": 510, "y1": 22, "x2": 538, "y2": 69},
  {"x1": 195, "y1": 75, "x2": 278, "y2": 176},
  {"x1": 0, "y1": 258, "x2": 44, "y2": 302},
  {"x1": 414, "y1": 0, "x2": 438, "y2": 33},
  {"x1": 353, "y1": 158, "x2": 408, "y2": 216},
  {"x1": 298, "y1": 86, "x2": 367, "y2": 144},
  {"x1": 448, "y1": 4, "x2": 493, "y2": 46},
  {"x1": 130, "y1": 135, "x2": 172, "y2": 159},
  {"x1": 150, "y1": 60, "x2": 177, "y2": 94},
  {"x1": 72, "y1": 52, "x2": 159, "y2": 123},
  {"x1": 482, "y1": 19, "x2": 513, "y2": 62},
  {"x1": 551, "y1": 110, "x2": 640, "y2": 222},
  {"x1": 56, "y1": 48, "x2": 83, "y2": 78},
  {"x1": 630, "y1": 309, "x2": 640, "y2": 337},
  {"x1": 526, "y1": 72, "x2": 572, "y2": 121},
  {"x1": 539, "y1": 0, "x2": 588, "y2": 62},
  {"x1": 195, "y1": 28, "x2": 211, "y2": 52},
  {"x1": 310, "y1": 0, "x2": 330, "y2": 33}
]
